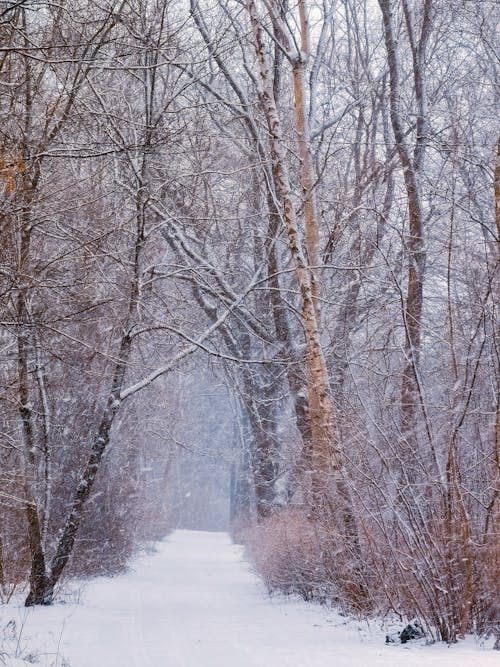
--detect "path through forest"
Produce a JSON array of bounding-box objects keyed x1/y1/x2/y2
[{"x1": 3, "y1": 531, "x2": 496, "y2": 666}]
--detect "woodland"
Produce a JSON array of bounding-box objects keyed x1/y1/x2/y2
[{"x1": 0, "y1": 0, "x2": 498, "y2": 646}]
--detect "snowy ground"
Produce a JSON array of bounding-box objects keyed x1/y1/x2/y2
[{"x1": 1, "y1": 530, "x2": 497, "y2": 666}]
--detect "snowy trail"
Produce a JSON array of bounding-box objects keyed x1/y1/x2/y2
[{"x1": 4, "y1": 530, "x2": 496, "y2": 666}]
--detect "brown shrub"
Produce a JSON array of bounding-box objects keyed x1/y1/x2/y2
[
  {"x1": 243, "y1": 508, "x2": 336, "y2": 602},
  {"x1": 0, "y1": 506, "x2": 30, "y2": 602}
]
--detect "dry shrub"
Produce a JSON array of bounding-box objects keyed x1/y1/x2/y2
[
  {"x1": 0, "y1": 504, "x2": 30, "y2": 603},
  {"x1": 356, "y1": 495, "x2": 500, "y2": 643},
  {"x1": 470, "y1": 525, "x2": 499, "y2": 644},
  {"x1": 244, "y1": 509, "x2": 336, "y2": 602},
  {"x1": 242, "y1": 497, "x2": 498, "y2": 643}
]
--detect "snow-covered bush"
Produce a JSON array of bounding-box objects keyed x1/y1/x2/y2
[
  {"x1": 244, "y1": 509, "x2": 333, "y2": 602},
  {"x1": 0, "y1": 511, "x2": 30, "y2": 604},
  {"x1": 243, "y1": 496, "x2": 499, "y2": 645},
  {"x1": 0, "y1": 617, "x2": 70, "y2": 666}
]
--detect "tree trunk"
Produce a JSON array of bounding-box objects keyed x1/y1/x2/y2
[
  {"x1": 378, "y1": 0, "x2": 430, "y2": 477},
  {"x1": 24, "y1": 154, "x2": 145, "y2": 603},
  {"x1": 247, "y1": 0, "x2": 359, "y2": 534}
]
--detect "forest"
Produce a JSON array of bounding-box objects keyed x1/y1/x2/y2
[{"x1": 0, "y1": 0, "x2": 498, "y2": 649}]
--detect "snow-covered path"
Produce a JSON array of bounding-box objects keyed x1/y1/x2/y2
[{"x1": 3, "y1": 530, "x2": 496, "y2": 666}]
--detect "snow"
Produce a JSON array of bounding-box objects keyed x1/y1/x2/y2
[{"x1": 1, "y1": 530, "x2": 496, "y2": 666}]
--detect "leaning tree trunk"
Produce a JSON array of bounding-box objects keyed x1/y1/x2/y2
[{"x1": 24, "y1": 142, "x2": 146, "y2": 603}]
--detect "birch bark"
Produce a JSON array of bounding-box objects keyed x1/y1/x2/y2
[{"x1": 247, "y1": 1, "x2": 361, "y2": 548}]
